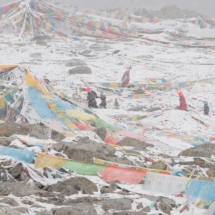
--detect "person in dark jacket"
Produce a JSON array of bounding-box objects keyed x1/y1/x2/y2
[
  {"x1": 86, "y1": 87, "x2": 98, "y2": 108},
  {"x1": 114, "y1": 98, "x2": 120, "y2": 109},
  {"x1": 178, "y1": 91, "x2": 188, "y2": 111},
  {"x1": 99, "y1": 92, "x2": 106, "y2": 108},
  {"x1": 204, "y1": 101, "x2": 209, "y2": 115}
]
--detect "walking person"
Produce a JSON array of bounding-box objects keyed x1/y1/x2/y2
[
  {"x1": 178, "y1": 91, "x2": 188, "y2": 111},
  {"x1": 86, "y1": 87, "x2": 98, "y2": 108},
  {"x1": 204, "y1": 101, "x2": 209, "y2": 115},
  {"x1": 99, "y1": 92, "x2": 107, "y2": 108}
]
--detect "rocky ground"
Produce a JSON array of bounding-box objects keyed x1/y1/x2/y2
[{"x1": 0, "y1": 123, "x2": 213, "y2": 214}]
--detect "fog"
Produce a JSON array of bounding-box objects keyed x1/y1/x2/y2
[{"x1": 1, "y1": 0, "x2": 214, "y2": 17}]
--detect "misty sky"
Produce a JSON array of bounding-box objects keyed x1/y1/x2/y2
[{"x1": 1, "y1": 0, "x2": 214, "y2": 17}]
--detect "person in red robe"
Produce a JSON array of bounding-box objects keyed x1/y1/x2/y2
[{"x1": 178, "y1": 92, "x2": 188, "y2": 111}]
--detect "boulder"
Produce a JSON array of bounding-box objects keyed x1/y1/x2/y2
[
  {"x1": 128, "y1": 106, "x2": 145, "y2": 111},
  {"x1": 93, "y1": 127, "x2": 107, "y2": 140},
  {"x1": 0, "y1": 208, "x2": 22, "y2": 215},
  {"x1": 0, "y1": 182, "x2": 47, "y2": 197},
  {"x1": 53, "y1": 204, "x2": 97, "y2": 215},
  {"x1": 156, "y1": 198, "x2": 173, "y2": 215},
  {"x1": 117, "y1": 137, "x2": 153, "y2": 151},
  {"x1": 52, "y1": 138, "x2": 115, "y2": 163},
  {"x1": 50, "y1": 177, "x2": 98, "y2": 195},
  {"x1": 102, "y1": 198, "x2": 133, "y2": 211},
  {"x1": 157, "y1": 5, "x2": 184, "y2": 19},
  {"x1": 68, "y1": 66, "x2": 92, "y2": 75},
  {"x1": 151, "y1": 160, "x2": 167, "y2": 170},
  {"x1": 0, "y1": 198, "x2": 19, "y2": 206},
  {"x1": 53, "y1": 137, "x2": 133, "y2": 165},
  {"x1": 65, "y1": 59, "x2": 87, "y2": 67},
  {"x1": 179, "y1": 144, "x2": 215, "y2": 158},
  {"x1": 37, "y1": 212, "x2": 53, "y2": 215},
  {"x1": 10, "y1": 163, "x2": 23, "y2": 179},
  {"x1": 146, "y1": 107, "x2": 161, "y2": 112},
  {"x1": 0, "y1": 123, "x2": 64, "y2": 141}
]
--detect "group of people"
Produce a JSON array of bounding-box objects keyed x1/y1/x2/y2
[
  {"x1": 178, "y1": 91, "x2": 209, "y2": 115},
  {"x1": 86, "y1": 87, "x2": 107, "y2": 109}
]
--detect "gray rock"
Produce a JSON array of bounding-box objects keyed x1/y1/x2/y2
[
  {"x1": 128, "y1": 106, "x2": 145, "y2": 111},
  {"x1": 52, "y1": 137, "x2": 132, "y2": 165},
  {"x1": 160, "y1": 197, "x2": 176, "y2": 208},
  {"x1": 133, "y1": 88, "x2": 145, "y2": 94},
  {"x1": 16, "y1": 207, "x2": 28, "y2": 214},
  {"x1": 151, "y1": 160, "x2": 167, "y2": 170},
  {"x1": 0, "y1": 208, "x2": 21, "y2": 215},
  {"x1": 0, "y1": 182, "x2": 47, "y2": 197},
  {"x1": 140, "y1": 194, "x2": 158, "y2": 202},
  {"x1": 0, "y1": 198, "x2": 19, "y2": 206},
  {"x1": 65, "y1": 59, "x2": 87, "y2": 67},
  {"x1": 50, "y1": 177, "x2": 98, "y2": 195},
  {"x1": 146, "y1": 107, "x2": 162, "y2": 112},
  {"x1": 68, "y1": 66, "x2": 92, "y2": 75},
  {"x1": 0, "y1": 123, "x2": 64, "y2": 141},
  {"x1": 10, "y1": 163, "x2": 23, "y2": 179},
  {"x1": 102, "y1": 199, "x2": 133, "y2": 211},
  {"x1": 117, "y1": 137, "x2": 154, "y2": 151},
  {"x1": 180, "y1": 144, "x2": 215, "y2": 158},
  {"x1": 53, "y1": 203, "x2": 97, "y2": 215},
  {"x1": 37, "y1": 211, "x2": 53, "y2": 215},
  {"x1": 93, "y1": 127, "x2": 107, "y2": 140},
  {"x1": 63, "y1": 196, "x2": 97, "y2": 205},
  {"x1": 31, "y1": 204, "x2": 45, "y2": 209},
  {"x1": 52, "y1": 138, "x2": 115, "y2": 163},
  {"x1": 155, "y1": 198, "x2": 172, "y2": 215},
  {"x1": 137, "y1": 202, "x2": 143, "y2": 209},
  {"x1": 79, "y1": 50, "x2": 93, "y2": 57},
  {"x1": 21, "y1": 200, "x2": 34, "y2": 205},
  {"x1": 0, "y1": 140, "x2": 11, "y2": 146},
  {"x1": 101, "y1": 182, "x2": 118, "y2": 194}
]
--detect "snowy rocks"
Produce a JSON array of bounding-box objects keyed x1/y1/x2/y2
[
  {"x1": 102, "y1": 198, "x2": 133, "y2": 211},
  {"x1": 65, "y1": 59, "x2": 87, "y2": 67},
  {"x1": 93, "y1": 127, "x2": 107, "y2": 140},
  {"x1": 53, "y1": 137, "x2": 132, "y2": 165},
  {"x1": 179, "y1": 144, "x2": 215, "y2": 158},
  {"x1": 68, "y1": 66, "x2": 92, "y2": 75},
  {"x1": 50, "y1": 177, "x2": 98, "y2": 195},
  {"x1": 117, "y1": 137, "x2": 154, "y2": 151},
  {"x1": 53, "y1": 204, "x2": 97, "y2": 215}
]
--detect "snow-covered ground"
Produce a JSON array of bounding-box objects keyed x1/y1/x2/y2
[{"x1": 0, "y1": 18, "x2": 215, "y2": 214}]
